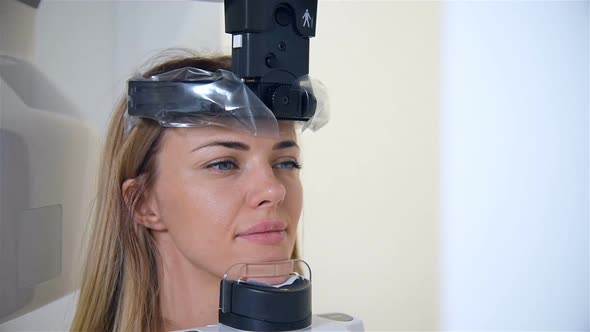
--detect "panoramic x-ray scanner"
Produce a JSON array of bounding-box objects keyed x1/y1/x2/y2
[
  {"x1": 0, "y1": 0, "x2": 98, "y2": 329},
  {"x1": 0, "y1": 0, "x2": 363, "y2": 331},
  {"x1": 0, "y1": 39, "x2": 97, "y2": 330}
]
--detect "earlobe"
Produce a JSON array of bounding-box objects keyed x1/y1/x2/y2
[
  {"x1": 138, "y1": 192, "x2": 167, "y2": 231},
  {"x1": 121, "y1": 178, "x2": 167, "y2": 231}
]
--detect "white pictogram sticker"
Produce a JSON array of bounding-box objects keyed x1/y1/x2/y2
[
  {"x1": 302, "y1": 9, "x2": 313, "y2": 28},
  {"x1": 233, "y1": 34, "x2": 243, "y2": 48}
]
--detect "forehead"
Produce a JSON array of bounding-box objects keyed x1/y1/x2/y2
[{"x1": 161, "y1": 121, "x2": 297, "y2": 150}]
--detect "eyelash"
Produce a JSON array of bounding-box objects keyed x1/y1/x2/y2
[
  {"x1": 275, "y1": 160, "x2": 302, "y2": 170},
  {"x1": 206, "y1": 160, "x2": 236, "y2": 171},
  {"x1": 206, "y1": 160, "x2": 302, "y2": 171}
]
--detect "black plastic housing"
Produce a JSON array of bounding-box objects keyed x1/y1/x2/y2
[
  {"x1": 225, "y1": 0, "x2": 317, "y2": 80},
  {"x1": 224, "y1": 0, "x2": 318, "y2": 121},
  {"x1": 219, "y1": 278, "x2": 312, "y2": 331}
]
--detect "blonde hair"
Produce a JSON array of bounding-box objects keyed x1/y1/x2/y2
[{"x1": 71, "y1": 51, "x2": 300, "y2": 331}]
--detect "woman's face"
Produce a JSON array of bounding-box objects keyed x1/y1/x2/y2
[{"x1": 150, "y1": 122, "x2": 302, "y2": 278}]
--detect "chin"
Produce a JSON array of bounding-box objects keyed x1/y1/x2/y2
[{"x1": 237, "y1": 244, "x2": 293, "y2": 263}]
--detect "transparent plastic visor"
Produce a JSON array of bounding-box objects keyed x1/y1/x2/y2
[
  {"x1": 220, "y1": 259, "x2": 312, "y2": 314},
  {"x1": 125, "y1": 67, "x2": 329, "y2": 136}
]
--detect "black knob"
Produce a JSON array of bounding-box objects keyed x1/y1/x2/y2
[
  {"x1": 275, "y1": 5, "x2": 293, "y2": 26},
  {"x1": 278, "y1": 41, "x2": 287, "y2": 51},
  {"x1": 266, "y1": 53, "x2": 279, "y2": 68}
]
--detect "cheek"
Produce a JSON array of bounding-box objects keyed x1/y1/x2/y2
[
  {"x1": 154, "y1": 169, "x2": 244, "y2": 270},
  {"x1": 158, "y1": 172, "x2": 241, "y2": 230},
  {"x1": 284, "y1": 177, "x2": 303, "y2": 223}
]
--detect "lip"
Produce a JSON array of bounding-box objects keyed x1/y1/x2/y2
[{"x1": 236, "y1": 221, "x2": 287, "y2": 245}]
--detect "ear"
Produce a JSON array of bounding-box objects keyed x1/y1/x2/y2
[{"x1": 122, "y1": 178, "x2": 167, "y2": 231}]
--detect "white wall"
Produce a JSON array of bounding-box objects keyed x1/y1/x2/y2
[{"x1": 440, "y1": 1, "x2": 589, "y2": 330}]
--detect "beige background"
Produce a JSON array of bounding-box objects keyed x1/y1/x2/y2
[{"x1": 299, "y1": 2, "x2": 439, "y2": 330}]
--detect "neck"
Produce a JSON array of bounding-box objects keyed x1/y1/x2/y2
[{"x1": 154, "y1": 231, "x2": 220, "y2": 331}]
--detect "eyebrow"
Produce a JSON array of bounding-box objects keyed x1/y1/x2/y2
[
  {"x1": 192, "y1": 141, "x2": 249, "y2": 152},
  {"x1": 192, "y1": 140, "x2": 299, "y2": 152},
  {"x1": 272, "y1": 140, "x2": 299, "y2": 150}
]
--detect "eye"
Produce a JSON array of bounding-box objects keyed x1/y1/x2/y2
[
  {"x1": 274, "y1": 160, "x2": 302, "y2": 170},
  {"x1": 207, "y1": 160, "x2": 238, "y2": 171}
]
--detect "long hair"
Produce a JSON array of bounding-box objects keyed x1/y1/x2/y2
[{"x1": 70, "y1": 50, "x2": 300, "y2": 331}]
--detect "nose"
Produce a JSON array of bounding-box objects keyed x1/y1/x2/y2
[{"x1": 246, "y1": 165, "x2": 287, "y2": 209}]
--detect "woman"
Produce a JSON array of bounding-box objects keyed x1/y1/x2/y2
[{"x1": 70, "y1": 52, "x2": 305, "y2": 331}]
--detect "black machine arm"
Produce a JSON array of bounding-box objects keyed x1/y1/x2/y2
[
  {"x1": 224, "y1": 0, "x2": 319, "y2": 121},
  {"x1": 127, "y1": 0, "x2": 320, "y2": 125}
]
